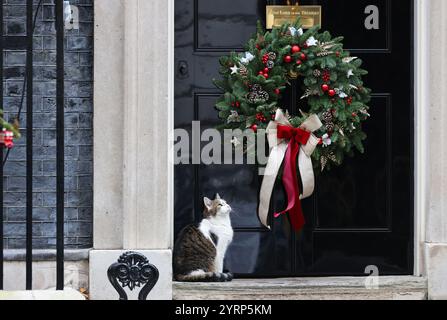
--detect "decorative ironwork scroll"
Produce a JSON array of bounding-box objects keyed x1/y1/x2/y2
[{"x1": 107, "y1": 251, "x2": 159, "y2": 300}]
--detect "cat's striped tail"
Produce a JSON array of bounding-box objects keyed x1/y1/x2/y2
[{"x1": 175, "y1": 271, "x2": 233, "y2": 282}]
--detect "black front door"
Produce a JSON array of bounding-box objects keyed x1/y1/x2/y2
[{"x1": 174, "y1": 0, "x2": 414, "y2": 277}]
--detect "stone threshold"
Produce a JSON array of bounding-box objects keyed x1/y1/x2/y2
[
  {"x1": 174, "y1": 276, "x2": 428, "y2": 300},
  {"x1": 3, "y1": 249, "x2": 91, "y2": 261},
  {"x1": 0, "y1": 288, "x2": 86, "y2": 300}
]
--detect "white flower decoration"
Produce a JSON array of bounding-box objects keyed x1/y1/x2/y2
[
  {"x1": 342, "y1": 56, "x2": 358, "y2": 63},
  {"x1": 306, "y1": 36, "x2": 318, "y2": 46},
  {"x1": 338, "y1": 91, "x2": 348, "y2": 99},
  {"x1": 240, "y1": 52, "x2": 255, "y2": 65},
  {"x1": 227, "y1": 110, "x2": 241, "y2": 123},
  {"x1": 347, "y1": 69, "x2": 354, "y2": 78},
  {"x1": 322, "y1": 134, "x2": 332, "y2": 147},
  {"x1": 230, "y1": 137, "x2": 241, "y2": 147},
  {"x1": 335, "y1": 87, "x2": 347, "y2": 98},
  {"x1": 230, "y1": 65, "x2": 239, "y2": 75},
  {"x1": 288, "y1": 27, "x2": 303, "y2": 36}
]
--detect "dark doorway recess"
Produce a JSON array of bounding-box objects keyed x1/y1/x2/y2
[{"x1": 174, "y1": 0, "x2": 414, "y2": 277}]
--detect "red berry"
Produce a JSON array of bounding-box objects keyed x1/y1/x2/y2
[
  {"x1": 251, "y1": 124, "x2": 258, "y2": 132},
  {"x1": 264, "y1": 68, "x2": 269, "y2": 73},
  {"x1": 296, "y1": 60, "x2": 302, "y2": 65},
  {"x1": 235, "y1": 101, "x2": 240, "y2": 108},
  {"x1": 274, "y1": 88, "x2": 281, "y2": 95},
  {"x1": 336, "y1": 51, "x2": 340, "y2": 57},
  {"x1": 352, "y1": 112, "x2": 357, "y2": 117},
  {"x1": 283, "y1": 55, "x2": 292, "y2": 63},
  {"x1": 346, "y1": 97, "x2": 353, "y2": 105},
  {"x1": 321, "y1": 84, "x2": 329, "y2": 92},
  {"x1": 231, "y1": 102, "x2": 235, "y2": 107},
  {"x1": 300, "y1": 53, "x2": 307, "y2": 60},
  {"x1": 271, "y1": 114, "x2": 276, "y2": 120},
  {"x1": 291, "y1": 45, "x2": 301, "y2": 53},
  {"x1": 328, "y1": 89, "x2": 336, "y2": 97},
  {"x1": 263, "y1": 73, "x2": 269, "y2": 79},
  {"x1": 258, "y1": 71, "x2": 264, "y2": 76}
]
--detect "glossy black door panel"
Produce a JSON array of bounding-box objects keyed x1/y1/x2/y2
[
  {"x1": 175, "y1": 0, "x2": 414, "y2": 276},
  {"x1": 195, "y1": 0, "x2": 260, "y2": 51},
  {"x1": 317, "y1": 95, "x2": 391, "y2": 229}
]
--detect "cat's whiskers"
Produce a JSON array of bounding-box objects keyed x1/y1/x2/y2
[{"x1": 230, "y1": 209, "x2": 241, "y2": 218}]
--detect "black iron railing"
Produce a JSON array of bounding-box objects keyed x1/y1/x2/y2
[
  {"x1": 0, "y1": 0, "x2": 3, "y2": 291},
  {"x1": 0, "y1": 0, "x2": 65, "y2": 291}
]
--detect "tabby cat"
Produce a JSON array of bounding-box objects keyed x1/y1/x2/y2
[{"x1": 173, "y1": 194, "x2": 234, "y2": 282}]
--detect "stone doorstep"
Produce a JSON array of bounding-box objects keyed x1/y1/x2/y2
[
  {"x1": 0, "y1": 288, "x2": 86, "y2": 300},
  {"x1": 173, "y1": 276, "x2": 428, "y2": 300}
]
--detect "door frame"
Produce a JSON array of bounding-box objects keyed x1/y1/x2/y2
[
  {"x1": 414, "y1": 0, "x2": 429, "y2": 277},
  {"x1": 168, "y1": 0, "x2": 430, "y2": 276},
  {"x1": 170, "y1": 0, "x2": 425, "y2": 276}
]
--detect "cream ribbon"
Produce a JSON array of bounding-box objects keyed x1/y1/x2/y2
[{"x1": 258, "y1": 109, "x2": 322, "y2": 229}]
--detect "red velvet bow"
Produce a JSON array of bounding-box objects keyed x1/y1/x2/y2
[{"x1": 274, "y1": 125, "x2": 311, "y2": 231}]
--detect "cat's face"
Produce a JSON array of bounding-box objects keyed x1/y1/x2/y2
[{"x1": 203, "y1": 194, "x2": 232, "y2": 218}]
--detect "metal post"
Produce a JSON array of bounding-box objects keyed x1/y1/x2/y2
[
  {"x1": 55, "y1": 0, "x2": 65, "y2": 291},
  {"x1": 25, "y1": 0, "x2": 34, "y2": 291},
  {"x1": 0, "y1": 0, "x2": 4, "y2": 290}
]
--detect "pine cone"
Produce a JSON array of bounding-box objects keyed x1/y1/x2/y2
[
  {"x1": 313, "y1": 69, "x2": 322, "y2": 77},
  {"x1": 239, "y1": 65, "x2": 248, "y2": 76},
  {"x1": 268, "y1": 52, "x2": 277, "y2": 61},
  {"x1": 325, "y1": 122, "x2": 335, "y2": 132},
  {"x1": 321, "y1": 111, "x2": 333, "y2": 123},
  {"x1": 317, "y1": 51, "x2": 334, "y2": 57},
  {"x1": 320, "y1": 156, "x2": 328, "y2": 172},
  {"x1": 266, "y1": 60, "x2": 275, "y2": 69}
]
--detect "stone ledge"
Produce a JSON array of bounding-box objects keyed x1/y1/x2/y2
[
  {"x1": 0, "y1": 288, "x2": 86, "y2": 300},
  {"x1": 174, "y1": 276, "x2": 427, "y2": 300},
  {"x1": 3, "y1": 249, "x2": 91, "y2": 261}
]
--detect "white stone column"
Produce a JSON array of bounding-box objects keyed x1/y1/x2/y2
[
  {"x1": 424, "y1": 0, "x2": 447, "y2": 300},
  {"x1": 90, "y1": 0, "x2": 174, "y2": 300}
]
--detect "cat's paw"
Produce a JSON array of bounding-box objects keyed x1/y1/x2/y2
[{"x1": 224, "y1": 272, "x2": 233, "y2": 282}]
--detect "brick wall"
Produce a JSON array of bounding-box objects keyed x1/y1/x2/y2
[{"x1": 2, "y1": 0, "x2": 94, "y2": 249}]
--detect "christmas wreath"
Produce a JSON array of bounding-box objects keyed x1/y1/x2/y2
[{"x1": 214, "y1": 20, "x2": 371, "y2": 172}]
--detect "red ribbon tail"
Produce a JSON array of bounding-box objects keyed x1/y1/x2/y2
[{"x1": 274, "y1": 140, "x2": 306, "y2": 231}]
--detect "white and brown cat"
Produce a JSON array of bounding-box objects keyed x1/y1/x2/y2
[{"x1": 173, "y1": 194, "x2": 234, "y2": 282}]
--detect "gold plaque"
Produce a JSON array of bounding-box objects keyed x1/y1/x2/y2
[{"x1": 266, "y1": 5, "x2": 322, "y2": 30}]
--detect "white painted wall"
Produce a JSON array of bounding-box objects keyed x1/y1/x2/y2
[
  {"x1": 423, "y1": 0, "x2": 447, "y2": 300},
  {"x1": 90, "y1": 0, "x2": 174, "y2": 300}
]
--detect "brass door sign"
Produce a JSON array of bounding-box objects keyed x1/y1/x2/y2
[{"x1": 266, "y1": 4, "x2": 322, "y2": 30}]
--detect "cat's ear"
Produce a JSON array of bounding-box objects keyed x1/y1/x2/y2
[
  {"x1": 203, "y1": 197, "x2": 213, "y2": 211},
  {"x1": 215, "y1": 193, "x2": 221, "y2": 200}
]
